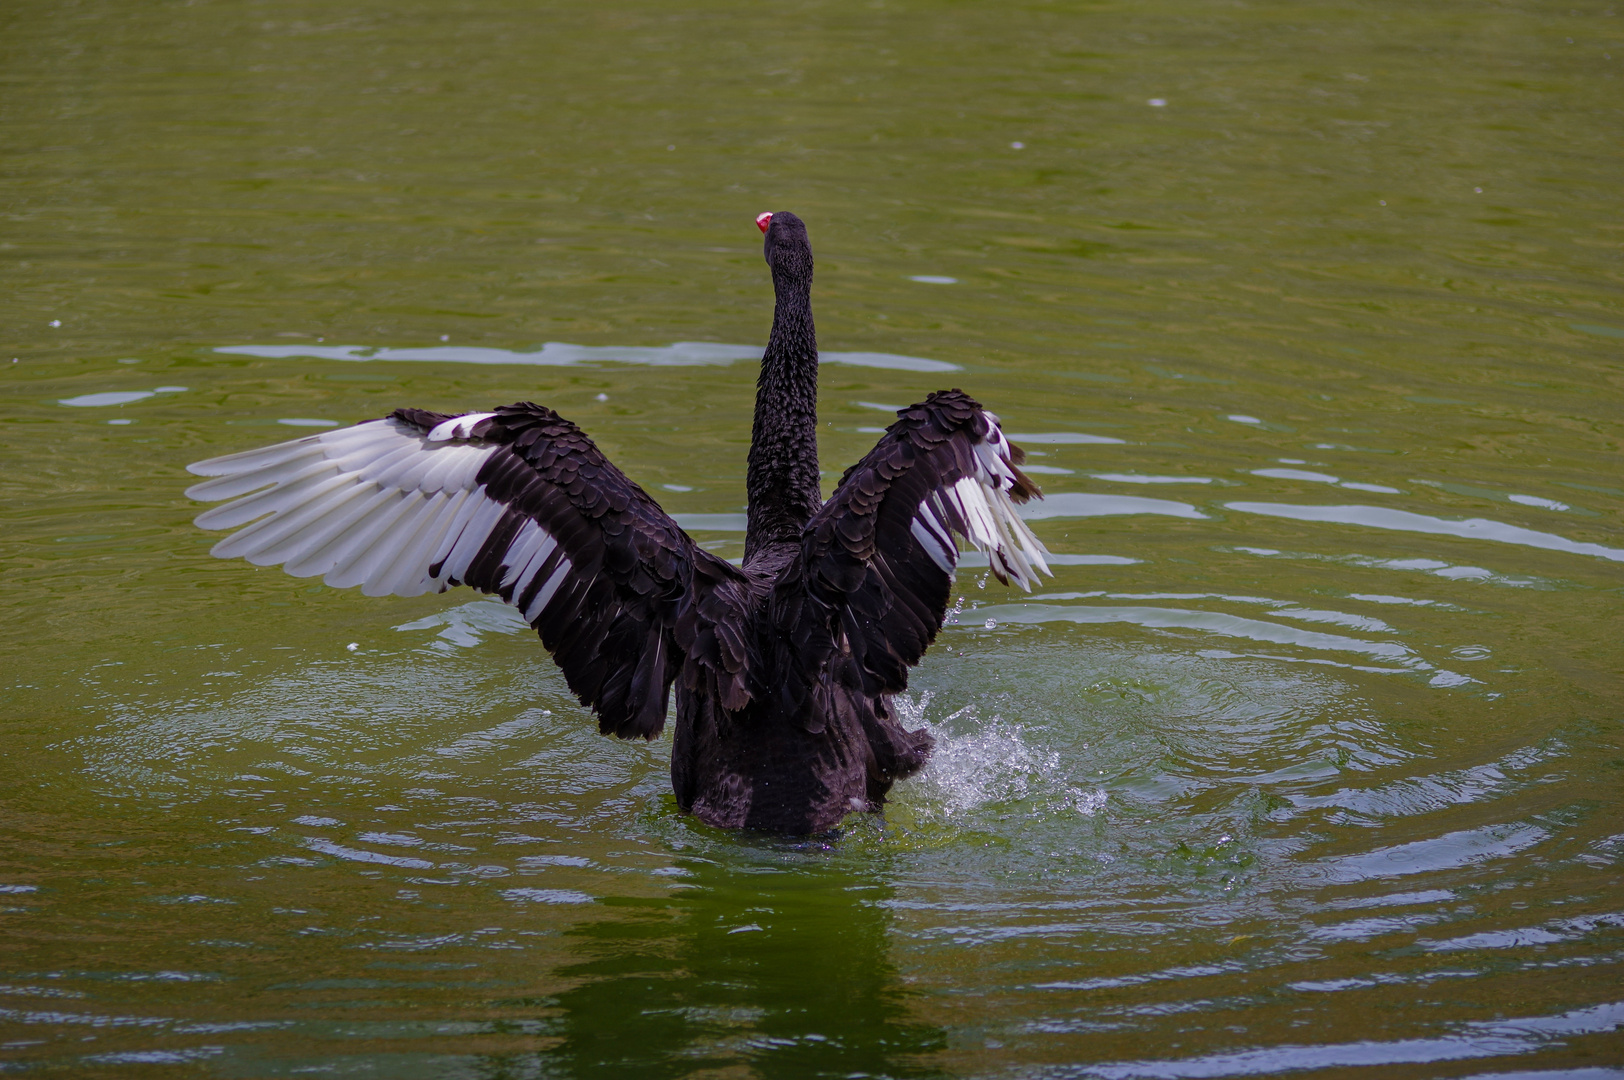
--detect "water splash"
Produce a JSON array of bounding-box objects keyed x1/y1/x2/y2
[{"x1": 892, "y1": 693, "x2": 1105, "y2": 823}]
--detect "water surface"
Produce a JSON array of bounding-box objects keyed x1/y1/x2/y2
[{"x1": 3, "y1": 0, "x2": 1622, "y2": 1076}]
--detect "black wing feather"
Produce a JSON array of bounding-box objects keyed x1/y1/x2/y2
[
  {"x1": 187, "y1": 401, "x2": 753, "y2": 741},
  {"x1": 768, "y1": 389, "x2": 1046, "y2": 725},
  {"x1": 440, "y1": 403, "x2": 752, "y2": 739}
]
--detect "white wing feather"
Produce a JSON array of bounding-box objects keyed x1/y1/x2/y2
[
  {"x1": 908, "y1": 410, "x2": 1050, "y2": 591},
  {"x1": 184, "y1": 416, "x2": 557, "y2": 602}
]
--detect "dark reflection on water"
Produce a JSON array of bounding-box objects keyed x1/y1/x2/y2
[{"x1": 548, "y1": 854, "x2": 945, "y2": 1079}]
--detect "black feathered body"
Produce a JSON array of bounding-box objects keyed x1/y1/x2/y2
[
  {"x1": 671, "y1": 389, "x2": 1033, "y2": 833},
  {"x1": 403, "y1": 398, "x2": 979, "y2": 833}
]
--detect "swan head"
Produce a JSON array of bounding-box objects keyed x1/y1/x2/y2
[{"x1": 758, "y1": 211, "x2": 813, "y2": 284}]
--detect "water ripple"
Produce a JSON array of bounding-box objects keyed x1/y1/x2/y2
[{"x1": 1074, "y1": 1000, "x2": 1624, "y2": 1079}]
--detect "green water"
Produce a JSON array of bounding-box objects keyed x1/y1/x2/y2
[{"x1": 3, "y1": 0, "x2": 1623, "y2": 1075}]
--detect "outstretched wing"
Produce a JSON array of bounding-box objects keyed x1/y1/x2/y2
[
  {"x1": 185, "y1": 403, "x2": 752, "y2": 738},
  {"x1": 768, "y1": 389, "x2": 1050, "y2": 720}
]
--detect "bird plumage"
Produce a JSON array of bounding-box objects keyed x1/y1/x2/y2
[{"x1": 185, "y1": 212, "x2": 1050, "y2": 833}]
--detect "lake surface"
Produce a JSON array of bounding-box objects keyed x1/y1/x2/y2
[{"x1": 3, "y1": 0, "x2": 1622, "y2": 1076}]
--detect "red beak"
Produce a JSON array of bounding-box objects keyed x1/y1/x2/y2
[{"x1": 755, "y1": 212, "x2": 773, "y2": 233}]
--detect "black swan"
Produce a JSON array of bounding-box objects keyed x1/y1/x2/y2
[{"x1": 185, "y1": 211, "x2": 1052, "y2": 834}]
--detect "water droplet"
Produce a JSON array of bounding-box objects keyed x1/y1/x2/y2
[
  {"x1": 595, "y1": 393, "x2": 609, "y2": 402},
  {"x1": 1010, "y1": 141, "x2": 1025, "y2": 149},
  {"x1": 1148, "y1": 98, "x2": 1167, "y2": 107},
  {"x1": 49, "y1": 319, "x2": 61, "y2": 328},
  {"x1": 984, "y1": 618, "x2": 996, "y2": 629},
  {"x1": 346, "y1": 643, "x2": 359, "y2": 652}
]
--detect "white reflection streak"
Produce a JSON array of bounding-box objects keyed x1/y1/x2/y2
[
  {"x1": 500, "y1": 888, "x2": 594, "y2": 904},
  {"x1": 968, "y1": 603, "x2": 1419, "y2": 666},
  {"x1": 672, "y1": 512, "x2": 750, "y2": 531},
  {"x1": 962, "y1": 553, "x2": 1138, "y2": 567},
  {"x1": 215, "y1": 342, "x2": 960, "y2": 372},
  {"x1": 395, "y1": 599, "x2": 528, "y2": 648},
  {"x1": 1228, "y1": 502, "x2": 1624, "y2": 563},
  {"x1": 59, "y1": 387, "x2": 187, "y2": 407},
  {"x1": 1020, "y1": 493, "x2": 1208, "y2": 520},
  {"x1": 1078, "y1": 1000, "x2": 1624, "y2": 1080},
  {"x1": 1229, "y1": 546, "x2": 1551, "y2": 590},
  {"x1": 1009, "y1": 432, "x2": 1128, "y2": 445},
  {"x1": 304, "y1": 837, "x2": 433, "y2": 870},
  {"x1": 1421, "y1": 912, "x2": 1624, "y2": 953},
  {"x1": 1092, "y1": 473, "x2": 1214, "y2": 484},
  {"x1": 673, "y1": 494, "x2": 1208, "y2": 530},
  {"x1": 1316, "y1": 823, "x2": 1547, "y2": 884}
]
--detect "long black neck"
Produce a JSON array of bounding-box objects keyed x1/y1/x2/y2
[{"x1": 744, "y1": 262, "x2": 820, "y2": 563}]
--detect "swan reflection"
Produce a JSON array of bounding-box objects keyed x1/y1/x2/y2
[{"x1": 543, "y1": 855, "x2": 946, "y2": 1078}]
